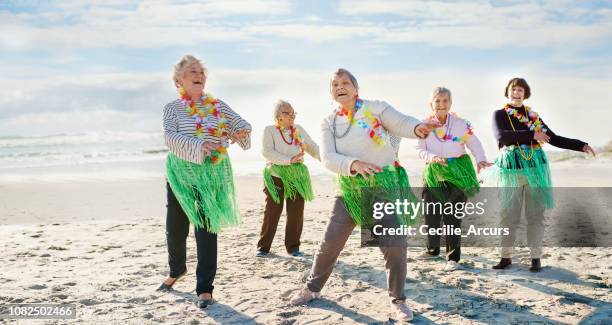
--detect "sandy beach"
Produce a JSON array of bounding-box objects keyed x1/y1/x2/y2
[
  {"x1": 3, "y1": 0, "x2": 612, "y2": 323},
  {"x1": 0, "y1": 158, "x2": 611, "y2": 324}
]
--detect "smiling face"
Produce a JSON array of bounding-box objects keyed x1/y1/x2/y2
[
  {"x1": 277, "y1": 104, "x2": 296, "y2": 128},
  {"x1": 330, "y1": 73, "x2": 358, "y2": 107},
  {"x1": 179, "y1": 63, "x2": 206, "y2": 97},
  {"x1": 430, "y1": 93, "x2": 452, "y2": 119},
  {"x1": 508, "y1": 85, "x2": 525, "y2": 107}
]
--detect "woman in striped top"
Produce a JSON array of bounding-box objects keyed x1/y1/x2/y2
[{"x1": 156, "y1": 55, "x2": 252, "y2": 308}]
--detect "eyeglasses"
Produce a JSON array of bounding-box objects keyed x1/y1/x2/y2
[{"x1": 281, "y1": 111, "x2": 297, "y2": 118}]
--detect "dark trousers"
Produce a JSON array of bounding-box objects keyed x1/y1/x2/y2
[
  {"x1": 165, "y1": 183, "x2": 217, "y2": 295},
  {"x1": 257, "y1": 176, "x2": 305, "y2": 254},
  {"x1": 422, "y1": 182, "x2": 466, "y2": 262}
]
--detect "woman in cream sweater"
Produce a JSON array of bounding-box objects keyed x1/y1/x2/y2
[
  {"x1": 290, "y1": 69, "x2": 439, "y2": 322},
  {"x1": 256, "y1": 100, "x2": 320, "y2": 257}
]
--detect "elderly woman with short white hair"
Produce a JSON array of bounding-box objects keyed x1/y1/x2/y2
[
  {"x1": 290, "y1": 68, "x2": 439, "y2": 322},
  {"x1": 256, "y1": 100, "x2": 320, "y2": 258},
  {"x1": 156, "y1": 54, "x2": 251, "y2": 308},
  {"x1": 416, "y1": 86, "x2": 492, "y2": 270}
]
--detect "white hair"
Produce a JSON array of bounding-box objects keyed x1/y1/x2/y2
[
  {"x1": 331, "y1": 68, "x2": 359, "y2": 90},
  {"x1": 431, "y1": 86, "x2": 452, "y2": 102},
  {"x1": 273, "y1": 99, "x2": 293, "y2": 120},
  {"x1": 173, "y1": 54, "x2": 207, "y2": 88}
]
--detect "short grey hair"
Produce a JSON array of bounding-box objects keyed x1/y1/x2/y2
[
  {"x1": 273, "y1": 99, "x2": 293, "y2": 120},
  {"x1": 331, "y1": 68, "x2": 359, "y2": 90},
  {"x1": 173, "y1": 54, "x2": 208, "y2": 88},
  {"x1": 431, "y1": 86, "x2": 452, "y2": 102}
]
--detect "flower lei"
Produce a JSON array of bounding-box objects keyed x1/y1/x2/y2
[
  {"x1": 336, "y1": 99, "x2": 386, "y2": 146},
  {"x1": 503, "y1": 104, "x2": 547, "y2": 133},
  {"x1": 430, "y1": 112, "x2": 473, "y2": 143},
  {"x1": 276, "y1": 124, "x2": 306, "y2": 151},
  {"x1": 179, "y1": 87, "x2": 229, "y2": 163}
]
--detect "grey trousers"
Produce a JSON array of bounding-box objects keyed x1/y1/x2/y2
[
  {"x1": 499, "y1": 180, "x2": 546, "y2": 259},
  {"x1": 306, "y1": 197, "x2": 407, "y2": 301}
]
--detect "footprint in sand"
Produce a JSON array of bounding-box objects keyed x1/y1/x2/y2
[
  {"x1": 278, "y1": 319, "x2": 297, "y2": 325},
  {"x1": 16, "y1": 251, "x2": 37, "y2": 257},
  {"x1": 127, "y1": 297, "x2": 149, "y2": 304},
  {"x1": 51, "y1": 285, "x2": 66, "y2": 292},
  {"x1": 122, "y1": 251, "x2": 143, "y2": 258},
  {"x1": 79, "y1": 298, "x2": 100, "y2": 306},
  {"x1": 279, "y1": 289, "x2": 293, "y2": 298},
  {"x1": 277, "y1": 310, "x2": 300, "y2": 318},
  {"x1": 101, "y1": 245, "x2": 122, "y2": 251},
  {"x1": 50, "y1": 294, "x2": 69, "y2": 301},
  {"x1": 28, "y1": 284, "x2": 47, "y2": 290}
]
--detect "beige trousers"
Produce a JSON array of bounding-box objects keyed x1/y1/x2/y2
[
  {"x1": 499, "y1": 176, "x2": 546, "y2": 259},
  {"x1": 306, "y1": 197, "x2": 407, "y2": 301}
]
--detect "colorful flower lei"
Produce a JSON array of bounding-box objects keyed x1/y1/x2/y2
[
  {"x1": 336, "y1": 99, "x2": 386, "y2": 146},
  {"x1": 503, "y1": 104, "x2": 547, "y2": 133},
  {"x1": 276, "y1": 124, "x2": 306, "y2": 151},
  {"x1": 178, "y1": 87, "x2": 229, "y2": 163},
  {"x1": 430, "y1": 112, "x2": 474, "y2": 144}
]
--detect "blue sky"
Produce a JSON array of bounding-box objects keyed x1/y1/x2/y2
[{"x1": 0, "y1": 0, "x2": 610, "y2": 157}]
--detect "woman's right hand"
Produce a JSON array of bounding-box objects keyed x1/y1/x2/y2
[
  {"x1": 201, "y1": 141, "x2": 217, "y2": 156},
  {"x1": 431, "y1": 156, "x2": 447, "y2": 166},
  {"x1": 290, "y1": 152, "x2": 305, "y2": 164},
  {"x1": 534, "y1": 131, "x2": 550, "y2": 143},
  {"x1": 350, "y1": 160, "x2": 382, "y2": 177},
  {"x1": 415, "y1": 121, "x2": 442, "y2": 139}
]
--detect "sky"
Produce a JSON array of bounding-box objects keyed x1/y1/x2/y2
[{"x1": 0, "y1": 0, "x2": 611, "y2": 159}]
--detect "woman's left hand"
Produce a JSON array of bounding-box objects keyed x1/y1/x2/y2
[
  {"x1": 230, "y1": 129, "x2": 251, "y2": 142},
  {"x1": 477, "y1": 161, "x2": 494, "y2": 174},
  {"x1": 582, "y1": 144, "x2": 596, "y2": 157}
]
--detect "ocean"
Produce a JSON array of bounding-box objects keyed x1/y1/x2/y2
[{"x1": 0, "y1": 131, "x2": 341, "y2": 183}]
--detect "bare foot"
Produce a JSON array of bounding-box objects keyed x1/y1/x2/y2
[{"x1": 199, "y1": 293, "x2": 212, "y2": 300}]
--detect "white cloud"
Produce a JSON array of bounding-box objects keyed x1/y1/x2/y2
[
  {"x1": 0, "y1": 67, "x2": 609, "y2": 156},
  {"x1": 0, "y1": 0, "x2": 290, "y2": 49},
  {"x1": 337, "y1": 0, "x2": 612, "y2": 48},
  {"x1": 1, "y1": 0, "x2": 610, "y2": 50},
  {"x1": 244, "y1": 23, "x2": 386, "y2": 42},
  {"x1": 51, "y1": 0, "x2": 291, "y2": 18}
]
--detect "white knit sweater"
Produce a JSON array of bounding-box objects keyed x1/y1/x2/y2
[
  {"x1": 262, "y1": 124, "x2": 320, "y2": 176},
  {"x1": 321, "y1": 99, "x2": 421, "y2": 176}
]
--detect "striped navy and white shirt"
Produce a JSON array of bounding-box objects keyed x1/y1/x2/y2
[{"x1": 163, "y1": 97, "x2": 252, "y2": 164}]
